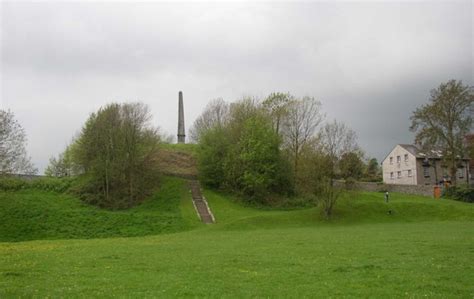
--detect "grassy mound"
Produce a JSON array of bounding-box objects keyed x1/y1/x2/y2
[
  {"x1": 0, "y1": 177, "x2": 201, "y2": 242},
  {"x1": 156, "y1": 143, "x2": 199, "y2": 178}
]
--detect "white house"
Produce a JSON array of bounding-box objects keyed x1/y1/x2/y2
[{"x1": 382, "y1": 144, "x2": 470, "y2": 186}]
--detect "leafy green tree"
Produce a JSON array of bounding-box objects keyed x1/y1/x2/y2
[
  {"x1": 410, "y1": 80, "x2": 473, "y2": 185},
  {"x1": 364, "y1": 158, "x2": 381, "y2": 181},
  {"x1": 45, "y1": 143, "x2": 81, "y2": 177},
  {"x1": 238, "y1": 116, "x2": 281, "y2": 200},
  {"x1": 282, "y1": 96, "x2": 324, "y2": 185},
  {"x1": 262, "y1": 92, "x2": 292, "y2": 135},
  {"x1": 198, "y1": 127, "x2": 230, "y2": 188},
  {"x1": 0, "y1": 110, "x2": 37, "y2": 175},
  {"x1": 190, "y1": 98, "x2": 229, "y2": 142},
  {"x1": 72, "y1": 103, "x2": 161, "y2": 209},
  {"x1": 339, "y1": 152, "x2": 364, "y2": 180},
  {"x1": 197, "y1": 97, "x2": 293, "y2": 201},
  {"x1": 317, "y1": 120, "x2": 359, "y2": 217}
]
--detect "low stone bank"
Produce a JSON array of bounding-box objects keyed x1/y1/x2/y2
[{"x1": 334, "y1": 181, "x2": 434, "y2": 197}]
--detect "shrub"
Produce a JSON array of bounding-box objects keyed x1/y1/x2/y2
[
  {"x1": 444, "y1": 185, "x2": 474, "y2": 203},
  {"x1": 0, "y1": 176, "x2": 76, "y2": 193},
  {"x1": 29, "y1": 177, "x2": 76, "y2": 193},
  {"x1": 0, "y1": 176, "x2": 27, "y2": 191}
]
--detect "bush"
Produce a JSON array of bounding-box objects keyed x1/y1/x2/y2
[
  {"x1": 0, "y1": 176, "x2": 76, "y2": 193},
  {"x1": 29, "y1": 177, "x2": 76, "y2": 193},
  {"x1": 0, "y1": 177, "x2": 27, "y2": 191},
  {"x1": 71, "y1": 103, "x2": 161, "y2": 209},
  {"x1": 444, "y1": 185, "x2": 474, "y2": 203}
]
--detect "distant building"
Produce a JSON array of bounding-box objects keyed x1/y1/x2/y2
[{"x1": 381, "y1": 144, "x2": 470, "y2": 186}]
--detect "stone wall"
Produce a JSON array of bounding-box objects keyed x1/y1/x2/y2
[{"x1": 334, "y1": 180, "x2": 434, "y2": 197}]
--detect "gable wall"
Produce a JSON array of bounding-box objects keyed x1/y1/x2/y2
[{"x1": 382, "y1": 145, "x2": 417, "y2": 185}]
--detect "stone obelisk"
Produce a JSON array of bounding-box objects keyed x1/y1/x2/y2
[{"x1": 177, "y1": 91, "x2": 186, "y2": 144}]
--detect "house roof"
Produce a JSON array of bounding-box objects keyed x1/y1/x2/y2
[
  {"x1": 398, "y1": 144, "x2": 444, "y2": 159},
  {"x1": 382, "y1": 144, "x2": 470, "y2": 163}
]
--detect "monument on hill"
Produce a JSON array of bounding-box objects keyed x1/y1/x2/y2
[{"x1": 177, "y1": 91, "x2": 186, "y2": 144}]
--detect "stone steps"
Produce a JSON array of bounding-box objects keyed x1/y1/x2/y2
[{"x1": 188, "y1": 180, "x2": 215, "y2": 224}]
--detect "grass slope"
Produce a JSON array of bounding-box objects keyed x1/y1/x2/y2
[
  {"x1": 1, "y1": 182, "x2": 473, "y2": 297},
  {"x1": 205, "y1": 189, "x2": 474, "y2": 229},
  {"x1": 1, "y1": 222, "x2": 473, "y2": 297},
  {"x1": 0, "y1": 176, "x2": 201, "y2": 242},
  {"x1": 156, "y1": 143, "x2": 199, "y2": 178}
]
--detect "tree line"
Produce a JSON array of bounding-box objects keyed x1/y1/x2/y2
[
  {"x1": 2, "y1": 79, "x2": 471, "y2": 213},
  {"x1": 190, "y1": 94, "x2": 379, "y2": 216}
]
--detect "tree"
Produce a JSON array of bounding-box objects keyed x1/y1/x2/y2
[
  {"x1": 72, "y1": 103, "x2": 161, "y2": 209},
  {"x1": 198, "y1": 127, "x2": 230, "y2": 188},
  {"x1": 262, "y1": 92, "x2": 292, "y2": 135},
  {"x1": 0, "y1": 110, "x2": 37, "y2": 175},
  {"x1": 45, "y1": 142, "x2": 81, "y2": 177},
  {"x1": 365, "y1": 158, "x2": 381, "y2": 181},
  {"x1": 319, "y1": 120, "x2": 358, "y2": 177},
  {"x1": 282, "y1": 96, "x2": 324, "y2": 184},
  {"x1": 410, "y1": 80, "x2": 473, "y2": 185},
  {"x1": 189, "y1": 98, "x2": 229, "y2": 142},
  {"x1": 317, "y1": 120, "x2": 359, "y2": 217},
  {"x1": 465, "y1": 134, "x2": 474, "y2": 160},
  {"x1": 238, "y1": 115, "x2": 282, "y2": 200},
  {"x1": 339, "y1": 152, "x2": 364, "y2": 180},
  {"x1": 196, "y1": 97, "x2": 293, "y2": 201}
]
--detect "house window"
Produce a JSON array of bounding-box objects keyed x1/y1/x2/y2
[
  {"x1": 397, "y1": 156, "x2": 401, "y2": 163},
  {"x1": 404, "y1": 154, "x2": 408, "y2": 162},
  {"x1": 408, "y1": 169, "x2": 412, "y2": 177},
  {"x1": 458, "y1": 168, "x2": 464, "y2": 178},
  {"x1": 397, "y1": 171, "x2": 402, "y2": 178},
  {"x1": 389, "y1": 157, "x2": 393, "y2": 164},
  {"x1": 390, "y1": 172, "x2": 394, "y2": 179},
  {"x1": 423, "y1": 166, "x2": 430, "y2": 177}
]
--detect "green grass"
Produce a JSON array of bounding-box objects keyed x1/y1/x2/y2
[
  {"x1": 0, "y1": 176, "x2": 202, "y2": 242},
  {"x1": 1, "y1": 181, "x2": 473, "y2": 297}
]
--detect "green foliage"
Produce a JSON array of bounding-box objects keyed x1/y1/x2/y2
[
  {"x1": 410, "y1": 80, "x2": 473, "y2": 185},
  {"x1": 339, "y1": 152, "x2": 364, "y2": 180},
  {"x1": 71, "y1": 103, "x2": 161, "y2": 209},
  {"x1": 197, "y1": 98, "x2": 293, "y2": 201},
  {"x1": 444, "y1": 185, "x2": 474, "y2": 203},
  {"x1": 198, "y1": 127, "x2": 230, "y2": 188},
  {"x1": 0, "y1": 176, "x2": 27, "y2": 191},
  {"x1": 28, "y1": 177, "x2": 75, "y2": 193},
  {"x1": 363, "y1": 158, "x2": 382, "y2": 182},
  {"x1": 44, "y1": 143, "x2": 80, "y2": 177},
  {"x1": 262, "y1": 92, "x2": 292, "y2": 135},
  {"x1": 238, "y1": 116, "x2": 282, "y2": 200}
]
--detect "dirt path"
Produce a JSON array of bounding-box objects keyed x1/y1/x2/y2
[{"x1": 188, "y1": 180, "x2": 215, "y2": 224}]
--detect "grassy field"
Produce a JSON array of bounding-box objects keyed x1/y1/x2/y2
[
  {"x1": 1, "y1": 177, "x2": 473, "y2": 297},
  {"x1": 0, "y1": 176, "x2": 202, "y2": 242}
]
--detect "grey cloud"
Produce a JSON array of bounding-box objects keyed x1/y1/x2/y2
[{"x1": 1, "y1": 1, "x2": 472, "y2": 172}]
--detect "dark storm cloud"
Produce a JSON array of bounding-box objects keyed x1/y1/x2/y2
[{"x1": 1, "y1": 1, "x2": 472, "y2": 172}]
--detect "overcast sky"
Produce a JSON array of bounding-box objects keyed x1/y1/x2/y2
[{"x1": 1, "y1": 1, "x2": 473, "y2": 173}]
